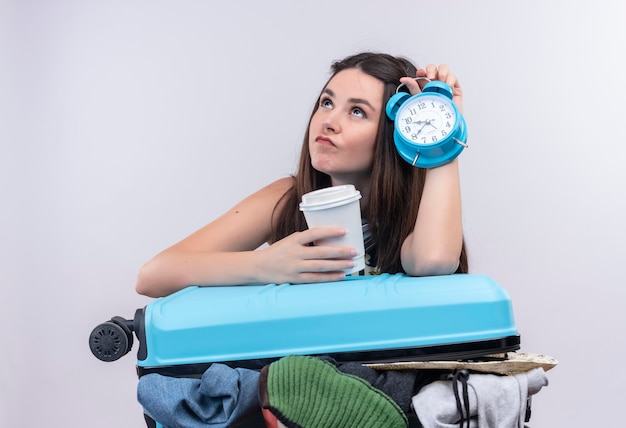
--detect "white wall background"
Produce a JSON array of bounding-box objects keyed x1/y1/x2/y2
[{"x1": 2, "y1": 0, "x2": 624, "y2": 426}]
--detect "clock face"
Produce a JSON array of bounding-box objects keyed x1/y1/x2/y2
[{"x1": 396, "y1": 94, "x2": 457, "y2": 145}]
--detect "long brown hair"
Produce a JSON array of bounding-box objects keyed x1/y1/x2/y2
[{"x1": 271, "y1": 52, "x2": 468, "y2": 274}]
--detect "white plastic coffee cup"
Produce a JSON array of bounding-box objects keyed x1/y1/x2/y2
[{"x1": 299, "y1": 184, "x2": 365, "y2": 274}]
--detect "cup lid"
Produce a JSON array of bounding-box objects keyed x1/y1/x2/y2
[{"x1": 299, "y1": 185, "x2": 362, "y2": 211}]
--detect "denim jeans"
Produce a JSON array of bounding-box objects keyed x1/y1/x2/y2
[{"x1": 137, "y1": 363, "x2": 261, "y2": 428}]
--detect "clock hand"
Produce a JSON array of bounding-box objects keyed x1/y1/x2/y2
[{"x1": 422, "y1": 117, "x2": 441, "y2": 130}]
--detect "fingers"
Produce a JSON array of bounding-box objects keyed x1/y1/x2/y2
[
  {"x1": 294, "y1": 227, "x2": 348, "y2": 245},
  {"x1": 399, "y1": 76, "x2": 424, "y2": 96},
  {"x1": 277, "y1": 228, "x2": 359, "y2": 278},
  {"x1": 417, "y1": 64, "x2": 461, "y2": 91},
  {"x1": 413, "y1": 64, "x2": 463, "y2": 112},
  {"x1": 296, "y1": 271, "x2": 347, "y2": 284},
  {"x1": 301, "y1": 245, "x2": 357, "y2": 264},
  {"x1": 300, "y1": 257, "x2": 355, "y2": 273},
  {"x1": 400, "y1": 64, "x2": 462, "y2": 98},
  {"x1": 294, "y1": 228, "x2": 358, "y2": 261}
]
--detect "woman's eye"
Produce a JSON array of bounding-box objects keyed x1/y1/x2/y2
[
  {"x1": 320, "y1": 98, "x2": 333, "y2": 109},
  {"x1": 351, "y1": 107, "x2": 366, "y2": 118}
]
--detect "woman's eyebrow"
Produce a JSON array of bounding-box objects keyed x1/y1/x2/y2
[{"x1": 323, "y1": 88, "x2": 377, "y2": 111}]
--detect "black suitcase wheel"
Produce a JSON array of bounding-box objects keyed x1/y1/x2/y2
[{"x1": 89, "y1": 316, "x2": 134, "y2": 362}]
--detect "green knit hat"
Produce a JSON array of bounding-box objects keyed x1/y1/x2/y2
[{"x1": 259, "y1": 355, "x2": 408, "y2": 428}]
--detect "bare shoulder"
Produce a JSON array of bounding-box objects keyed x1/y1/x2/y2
[{"x1": 259, "y1": 176, "x2": 294, "y2": 197}]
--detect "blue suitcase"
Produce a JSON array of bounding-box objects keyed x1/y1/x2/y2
[{"x1": 89, "y1": 273, "x2": 521, "y2": 427}]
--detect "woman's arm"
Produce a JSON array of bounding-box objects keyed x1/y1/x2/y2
[
  {"x1": 135, "y1": 177, "x2": 356, "y2": 297},
  {"x1": 401, "y1": 159, "x2": 463, "y2": 275},
  {"x1": 399, "y1": 64, "x2": 464, "y2": 276}
]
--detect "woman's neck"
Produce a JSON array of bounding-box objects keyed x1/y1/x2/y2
[{"x1": 330, "y1": 175, "x2": 370, "y2": 209}]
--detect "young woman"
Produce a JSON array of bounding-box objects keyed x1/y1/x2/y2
[{"x1": 135, "y1": 52, "x2": 467, "y2": 298}]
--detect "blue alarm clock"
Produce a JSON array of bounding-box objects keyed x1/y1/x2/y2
[{"x1": 386, "y1": 79, "x2": 468, "y2": 168}]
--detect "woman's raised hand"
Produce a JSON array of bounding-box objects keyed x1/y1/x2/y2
[{"x1": 399, "y1": 64, "x2": 463, "y2": 113}]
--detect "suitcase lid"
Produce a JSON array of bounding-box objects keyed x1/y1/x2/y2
[{"x1": 138, "y1": 274, "x2": 519, "y2": 368}]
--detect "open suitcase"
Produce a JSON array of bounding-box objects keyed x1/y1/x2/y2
[{"x1": 89, "y1": 273, "x2": 521, "y2": 427}]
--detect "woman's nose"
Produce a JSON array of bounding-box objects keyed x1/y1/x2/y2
[{"x1": 322, "y1": 114, "x2": 341, "y2": 134}]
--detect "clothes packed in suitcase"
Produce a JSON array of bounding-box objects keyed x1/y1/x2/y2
[{"x1": 89, "y1": 273, "x2": 555, "y2": 428}]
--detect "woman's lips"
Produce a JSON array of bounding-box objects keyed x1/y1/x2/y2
[{"x1": 315, "y1": 136, "x2": 335, "y2": 147}]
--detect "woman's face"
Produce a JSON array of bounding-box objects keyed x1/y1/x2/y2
[{"x1": 309, "y1": 68, "x2": 384, "y2": 188}]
